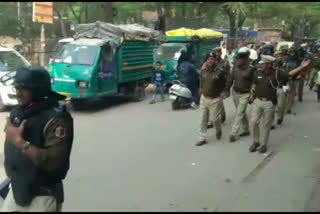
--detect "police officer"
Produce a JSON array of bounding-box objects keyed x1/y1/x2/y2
[
  {"x1": 212, "y1": 47, "x2": 229, "y2": 123},
  {"x1": 196, "y1": 53, "x2": 227, "y2": 146},
  {"x1": 250, "y1": 55, "x2": 310, "y2": 153},
  {"x1": 285, "y1": 47, "x2": 301, "y2": 114},
  {"x1": 309, "y1": 47, "x2": 320, "y2": 90},
  {"x1": 224, "y1": 47, "x2": 256, "y2": 142},
  {"x1": 273, "y1": 50, "x2": 289, "y2": 125},
  {"x1": 1, "y1": 66, "x2": 74, "y2": 212},
  {"x1": 204, "y1": 47, "x2": 228, "y2": 129},
  {"x1": 296, "y1": 43, "x2": 310, "y2": 102}
]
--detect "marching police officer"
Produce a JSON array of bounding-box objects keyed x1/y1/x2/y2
[
  {"x1": 224, "y1": 47, "x2": 256, "y2": 142},
  {"x1": 273, "y1": 50, "x2": 289, "y2": 125},
  {"x1": 309, "y1": 47, "x2": 320, "y2": 90},
  {"x1": 212, "y1": 47, "x2": 229, "y2": 123},
  {"x1": 285, "y1": 47, "x2": 301, "y2": 114},
  {"x1": 196, "y1": 53, "x2": 227, "y2": 146},
  {"x1": 1, "y1": 66, "x2": 74, "y2": 212},
  {"x1": 250, "y1": 55, "x2": 310, "y2": 153}
]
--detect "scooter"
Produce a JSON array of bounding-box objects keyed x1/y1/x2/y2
[{"x1": 168, "y1": 80, "x2": 193, "y2": 110}]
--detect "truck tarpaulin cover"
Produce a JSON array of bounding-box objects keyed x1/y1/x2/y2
[
  {"x1": 166, "y1": 28, "x2": 223, "y2": 39},
  {"x1": 74, "y1": 21, "x2": 166, "y2": 48}
]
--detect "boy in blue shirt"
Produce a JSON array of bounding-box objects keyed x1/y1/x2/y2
[{"x1": 150, "y1": 61, "x2": 165, "y2": 104}]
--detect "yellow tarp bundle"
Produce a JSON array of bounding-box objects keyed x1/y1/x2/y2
[
  {"x1": 194, "y1": 28, "x2": 223, "y2": 39},
  {"x1": 166, "y1": 28, "x2": 223, "y2": 39},
  {"x1": 166, "y1": 28, "x2": 196, "y2": 37}
]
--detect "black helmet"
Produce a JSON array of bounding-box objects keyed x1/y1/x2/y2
[{"x1": 14, "y1": 66, "x2": 66, "y2": 101}]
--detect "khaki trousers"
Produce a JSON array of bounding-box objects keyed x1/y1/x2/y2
[
  {"x1": 230, "y1": 90, "x2": 250, "y2": 136},
  {"x1": 251, "y1": 99, "x2": 275, "y2": 146},
  {"x1": 199, "y1": 95, "x2": 223, "y2": 141},
  {"x1": 276, "y1": 87, "x2": 287, "y2": 120},
  {"x1": 286, "y1": 80, "x2": 297, "y2": 112},
  {"x1": 297, "y1": 77, "x2": 305, "y2": 101},
  {"x1": 1, "y1": 188, "x2": 62, "y2": 212}
]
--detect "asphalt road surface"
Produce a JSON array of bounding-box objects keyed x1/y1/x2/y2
[{"x1": 0, "y1": 88, "x2": 319, "y2": 211}]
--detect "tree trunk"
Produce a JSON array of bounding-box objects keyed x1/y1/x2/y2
[
  {"x1": 84, "y1": 3, "x2": 89, "y2": 23},
  {"x1": 55, "y1": 9, "x2": 67, "y2": 38},
  {"x1": 182, "y1": 3, "x2": 186, "y2": 18},
  {"x1": 103, "y1": 2, "x2": 113, "y2": 23}
]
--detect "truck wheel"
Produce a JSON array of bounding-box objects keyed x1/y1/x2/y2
[
  {"x1": 0, "y1": 95, "x2": 6, "y2": 112},
  {"x1": 133, "y1": 85, "x2": 145, "y2": 102},
  {"x1": 71, "y1": 99, "x2": 85, "y2": 111}
]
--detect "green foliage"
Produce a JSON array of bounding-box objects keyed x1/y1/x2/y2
[{"x1": 1, "y1": 2, "x2": 320, "y2": 39}]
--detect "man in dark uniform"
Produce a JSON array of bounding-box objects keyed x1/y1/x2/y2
[
  {"x1": 211, "y1": 47, "x2": 229, "y2": 123},
  {"x1": 1, "y1": 66, "x2": 73, "y2": 212},
  {"x1": 250, "y1": 55, "x2": 310, "y2": 153},
  {"x1": 285, "y1": 47, "x2": 301, "y2": 114},
  {"x1": 273, "y1": 50, "x2": 289, "y2": 126},
  {"x1": 196, "y1": 53, "x2": 227, "y2": 146},
  {"x1": 224, "y1": 47, "x2": 256, "y2": 142},
  {"x1": 309, "y1": 47, "x2": 320, "y2": 90}
]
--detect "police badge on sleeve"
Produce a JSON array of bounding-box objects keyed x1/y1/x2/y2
[{"x1": 55, "y1": 127, "x2": 66, "y2": 138}]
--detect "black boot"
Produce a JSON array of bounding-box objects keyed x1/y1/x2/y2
[
  {"x1": 249, "y1": 142, "x2": 260, "y2": 153},
  {"x1": 221, "y1": 114, "x2": 226, "y2": 124},
  {"x1": 229, "y1": 135, "x2": 236, "y2": 143},
  {"x1": 277, "y1": 118, "x2": 283, "y2": 125},
  {"x1": 258, "y1": 145, "x2": 267, "y2": 153}
]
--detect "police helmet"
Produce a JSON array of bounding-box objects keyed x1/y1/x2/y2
[{"x1": 14, "y1": 66, "x2": 66, "y2": 101}]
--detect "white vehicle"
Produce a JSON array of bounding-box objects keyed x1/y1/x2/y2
[
  {"x1": 0, "y1": 46, "x2": 31, "y2": 111},
  {"x1": 168, "y1": 80, "x2": 193, "y2": 110}
]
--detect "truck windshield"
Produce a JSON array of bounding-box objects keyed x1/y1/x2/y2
[
  {"x1": 154, "y1": 43, "x2": 185, "y2": 61},
  {"x1": 0, "y1": 51, "x2": 29, "y2": 72},
  {"x1": 56, "y1": 44, "x2": 98, "y2": 66}
]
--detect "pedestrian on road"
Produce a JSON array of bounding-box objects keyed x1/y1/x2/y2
[
  {"x1": 1, "y1": 66, "x2": 74, "y2": 212},
  {"x1": 196, "y1": 53, "x2": 227, "y2": 146},
  {"x1": 224, "y1": 47, "x2": 256, "y2": 142},
  {"x1": 150, "y1": 61, "x2": 165, "y2": 104},
  {"x1": 250, "y1": 55, "x2": 310, "y2": 153}
]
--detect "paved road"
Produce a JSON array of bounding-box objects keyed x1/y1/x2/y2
[{"x1": 0, "y1": 88, "x2": 319, "y2": 211}]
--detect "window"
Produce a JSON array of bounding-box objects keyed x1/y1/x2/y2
[
  {"x1": 0, "y1": 51, "x2": 29, "y2": 72},
  {"x1": 56, "y1": 44, "x2": 99, "y2": 66}
]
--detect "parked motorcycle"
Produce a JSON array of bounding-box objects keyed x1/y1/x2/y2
[{"x1": 168, "y1": 80, "x2": 193, "y2": 110}]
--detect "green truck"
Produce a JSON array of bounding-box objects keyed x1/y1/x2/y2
[
  {"x1": 47, "y1": 22, "x2": 165, "y2": 109},
  {"x1": 153, "y1": 36, "x2": 222, "y2": 88}
]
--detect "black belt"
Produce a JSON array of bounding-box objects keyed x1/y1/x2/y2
[
  {"x1": 258, "y1": 97, "x2": 271, "y2": 102},
  {"x1": 234, "y1": 89, "x2": 250, "y2": 94}
]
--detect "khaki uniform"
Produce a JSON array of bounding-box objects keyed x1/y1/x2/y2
[
  {"x1": 1, "y1": 188, "x2": 62, "y2": 212},
  {"x1": 216, "y1": 59, "x2": 229, "y2": 120},
  {"x1": 276, "y1": 87, "x2": 287, "y2": 120},
  {"x1": 286, "y1": 79, "x2": 298, "y2": 112},
  {"x1": 230, "y1": 90, "x2": 250, "y2": 136},
  {"x1": 199, "y1": 65, "x2": 226, "y2": 141},
  {"x1": 1, "y1": 115, "x2": 73, "y2": 212},
  {"x1": 273, "y1": 63, "x2": 289, "y2": 122},
  {"x1": 199, "y1": 95, "x2": 223, "y2": 141},
  {"x1": 285, "y1": 58, "x2": 300, "y2": 112},
  {"x1": 252, "y1": 98, "x2": 275, "y2": 146},
  {"x1": 252, "y1": 68, "x2": 288, "y2": 146},
  {"x1": 225, "y1": 64, "x2": 255, "y2": 137}
]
